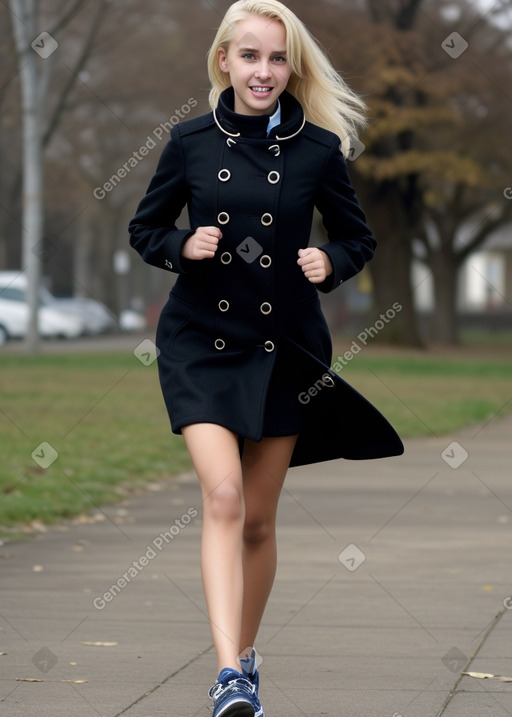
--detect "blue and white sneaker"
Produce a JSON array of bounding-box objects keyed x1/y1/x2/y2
[
  {"x1": 208, "y1": 668, "x2": 256, "y2": 717},
  {"x1": 239, "y1": 649, "x2": 264, "y2": 717}
]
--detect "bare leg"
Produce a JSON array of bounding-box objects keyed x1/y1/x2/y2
[
  {"x1": 239, "y1": 435, "x2": 298, "y2": 656},
  {"x1": 182, "y1": 423, "x2": 244, "y2": 674}
]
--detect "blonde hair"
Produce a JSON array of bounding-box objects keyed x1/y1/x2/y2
[{"x1": 207, "y1": 0, "x2": 367, "y2": 154}]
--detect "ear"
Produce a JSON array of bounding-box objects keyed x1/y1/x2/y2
[{"x1": 217, "y1": 46, "x2": 230, "y2": 74}]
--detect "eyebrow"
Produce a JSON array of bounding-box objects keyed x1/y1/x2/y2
[{"x1": 238, "y1": 46, "x2": 287, "y2": 54}]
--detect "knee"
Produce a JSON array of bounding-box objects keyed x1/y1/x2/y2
[
  {"x1": 206, "y1": 482, "x2": 244, "y2": 523},
  {"x1": 243, "y1": 517, "x2": 275, "y2": 545}
]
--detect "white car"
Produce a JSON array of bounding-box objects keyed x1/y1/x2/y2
[
  {"x1": 43, "y1": 294, "x2": 116, "y2": 335},
  {"x1": 0, "y1": 272, "x2": 86, "y2": 345}
]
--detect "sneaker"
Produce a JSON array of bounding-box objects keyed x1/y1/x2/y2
[
  {"x1": 239, "y1": 649, "x2": 264, "y2": 717},
  {"x1": 208, "y1": 668, "x2": 256, "y2": 717}
]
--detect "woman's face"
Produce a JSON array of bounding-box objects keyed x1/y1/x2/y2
[{"x1": 217, "y1": 15, "x2": 292, "y2": 116}]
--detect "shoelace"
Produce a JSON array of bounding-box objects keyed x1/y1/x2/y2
[{"x1": 209, "y1": 676, "x2": 256, "y2": 700}]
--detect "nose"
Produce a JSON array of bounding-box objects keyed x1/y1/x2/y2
[{"x1": 255, "y1": 60, "x2": 271, "y2": 79}]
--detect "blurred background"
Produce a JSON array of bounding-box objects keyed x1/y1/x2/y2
[
  {"x1": 1, "y1": 0, "x2": 512, "y2": 541},
  {"x1": 1, "y1": 0, "x2": 512, "y2": 351}
]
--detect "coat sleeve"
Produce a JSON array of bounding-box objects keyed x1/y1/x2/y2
[
  {"x1": 128, "y1": 126, "x2": 194, "y2": 275},
  {"x1": 314, "y1": 138, "x2": 376, "y2": 293}
]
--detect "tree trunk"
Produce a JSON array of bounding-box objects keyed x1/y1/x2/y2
[
  {"x1": 10, "y1": 0, "x2": 43, "y2": 354},
  {"x1": 368, "y1": 231, "x2": 423, "y2": 346},
  {"x1": 363, "y1": 183, "x2": 424, "y2": 347},
  {"x1": 429, "y1": 250, "x2": 459, "y2": 345}
]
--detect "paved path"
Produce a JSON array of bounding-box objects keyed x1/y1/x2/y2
[{"x1": 1, "y1": 413, "x2": 512, "y2": 716}]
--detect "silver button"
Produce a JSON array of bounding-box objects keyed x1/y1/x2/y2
[
  {"x1": 218, "y1": 212, "x2": 230, "y2": 225},
  {"x1": 267, "y1": 171, "x2": 280, "y2": 184},
  {"x1": 264, "y1": 340, "x2": 275, "y2": 352},
  {"x1": 214, "y1": 338, "x2": 226, "y2": 351},
  {"x1": 260, "y1": 302, "x2": 272, "y2": 315},
  {"x1": 260, "y1": 255, "x2": 272, "y2": 268},
  {"x1": 218, "y1": 299, "x2": 230, "y2": 312},
  {"x1": 268, "y1": 144, "x2": 280, "y2": 157},
  {"x1": 220, "y1": 252, "x2": 232, "y2": 265},
  {"x1": 261, "y1": 213, "x2": 273, "y2": 226},
  {"x1": 164, "y1": 259, "x2": 173, "y2": 269},
  {"x1": 218, "y1": 169, "x2": 231, "y2": 182}
]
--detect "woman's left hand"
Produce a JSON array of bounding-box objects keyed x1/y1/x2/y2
[{"x1": 297, "y1": 248, "x2": 333, "y2": 284}]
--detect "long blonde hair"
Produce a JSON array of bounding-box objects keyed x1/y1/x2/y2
[{"x1": 207, "y1": 0, "x2": 367, "y2": 154}]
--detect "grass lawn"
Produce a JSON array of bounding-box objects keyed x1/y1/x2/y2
[
  {"x1": 1, "y1": 343, "x2": 511, "y2": 540},
  {"x1": 0, "y1": 351, "x2": 191, "y2": 541}
]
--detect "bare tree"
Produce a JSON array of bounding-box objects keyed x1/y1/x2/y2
[{"x1": 8, "y1": 0, "x2": 107, "y2": 353}]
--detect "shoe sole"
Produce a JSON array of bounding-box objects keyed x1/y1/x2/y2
[{"x1": 216, "y1": 703, "x2": 254, "y2": 717}]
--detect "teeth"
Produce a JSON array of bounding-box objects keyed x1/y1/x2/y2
[{"x1": 251, "y1": 87, "x2": 272, "y2": 93}]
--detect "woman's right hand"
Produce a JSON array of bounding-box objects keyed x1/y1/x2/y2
[{"x1": 181, "y1": 227, "x2": 222, "y2": 260}]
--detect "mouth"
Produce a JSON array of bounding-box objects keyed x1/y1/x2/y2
[{"x1": 249, "y1": 86, "x2": 274, "y2": 97}]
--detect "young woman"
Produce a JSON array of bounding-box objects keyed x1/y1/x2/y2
[{"x1": 129, "y1": 2, "x2": 402, "y2": 715}]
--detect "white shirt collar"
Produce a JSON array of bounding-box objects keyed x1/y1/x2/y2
[{"x1": 267, "y1": 100, "x2": 281, "y2": 136}]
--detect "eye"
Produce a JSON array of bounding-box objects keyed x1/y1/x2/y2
[
  {"x1": 272, "y1": 56, "x2": 286, "y2": 63},
  {"x1": 242, "y1": 53, "x2": 256, "y2": 61}
]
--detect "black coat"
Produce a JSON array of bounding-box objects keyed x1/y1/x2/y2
[{"x1": 129, "y1": 88, "x2": 403, "y2": 466}]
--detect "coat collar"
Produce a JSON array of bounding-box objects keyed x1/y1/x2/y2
[{"x1": 214, "y1": 87, "x2": 305, "y2": 141}]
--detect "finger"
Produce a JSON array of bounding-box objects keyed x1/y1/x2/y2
[
  {"x1": 305, "y1": 266, "x2": 325, "y2": 279},
  {"x1": 198, "y1": 227, "x2": 222, "y2": 241},
  {"x1": 200, "y1": 235, "x2": 220, "y2": 249},
  {"x1": 301, "y1": 260, "x2": 322, "y2": 273},
  {"x1": 209, "y1": 227, "x2": 223, "y2": 239},
  {"x1": 297, "y1": 255, "x2": 317, "y2": 268}
]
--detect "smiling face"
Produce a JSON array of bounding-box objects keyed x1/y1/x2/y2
[{"x1": 217, "y1": 14, "x2": 292, "y2": 116}]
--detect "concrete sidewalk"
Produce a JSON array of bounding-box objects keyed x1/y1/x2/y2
[{"x1": 1, "y1": 413, "x2": 512, "y2": 716}]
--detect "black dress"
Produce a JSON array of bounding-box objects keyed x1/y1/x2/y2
[{"x1": 129, "y1": 88, "x2": 404, "y2": 466}]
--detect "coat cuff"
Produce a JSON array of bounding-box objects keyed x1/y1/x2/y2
[
  {"x1": 316, "y1": 246, "x2": 343, "y2": 293},
  {"x1": 165, "y1": 230, "x2": 196, "y2": 274}
]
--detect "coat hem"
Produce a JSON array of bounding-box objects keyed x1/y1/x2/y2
[{"x1": 171, "y1": 415, "x2": 263, "y2": 443}]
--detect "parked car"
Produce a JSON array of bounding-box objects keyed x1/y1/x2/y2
[
  {"x1": 42, "y1": 294, "x2": 116, "y2": 335},
  {"x1": 0, "y1": 271, "x2": 88, "y2": 345}
]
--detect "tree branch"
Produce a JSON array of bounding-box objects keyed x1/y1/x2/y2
[
  {"x1": 396, "y1": 0, "x2": 424, "y2": 30},
  {"x1": 457, "y1": 205, "x2": 512, "y2": 264},
  {"x1": 42, "y1": 0, "x2": 108, "y2": 148},
  {"x1": 49, "y1": 0, "x2": 93, "y2": 37}
]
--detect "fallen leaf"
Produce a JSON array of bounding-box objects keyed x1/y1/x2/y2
[
  {"x1": 463, "y1": 671, "x2": 512, "y2": 682},
  {"x1": 61, "y1": 679, "x2": 88, "y2": 683},
  {"x1": 73, "y1": 514, "x2": 105, "y2": 524},
  {"x1": 81, "y1": 641, "x2": 117, "y2": 647},
  {"x1": 16, "y1": 678, "x2": 43, "y2": 682}
]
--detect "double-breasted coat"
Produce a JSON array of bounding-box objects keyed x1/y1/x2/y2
[{"x1": 129, "y1": 88, "x2": 403, "y2": 466}]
